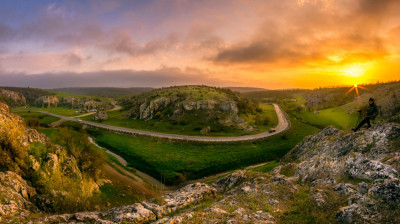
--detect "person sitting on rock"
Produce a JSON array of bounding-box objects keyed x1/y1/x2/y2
[{"x1": 352, "y1": 98, "x2": 379, "y2": 132}]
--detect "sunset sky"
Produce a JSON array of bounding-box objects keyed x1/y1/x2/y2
[{"x1": 0, "y1": 0, "x2": 400, "y2": 89}]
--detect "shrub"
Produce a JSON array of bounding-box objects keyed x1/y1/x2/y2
[
  {"x1": 280, "y1": 164, "x2": 296, "y2": 177},
  {"x1": 0, "y1": 119, "x2": 29, "y2": 174},
  {"x1": 54, "y1": 127, "x2": 105, "y2": 180},
  {"x1": 25, "y1": 118, "x2": 40, "y2": 128}
]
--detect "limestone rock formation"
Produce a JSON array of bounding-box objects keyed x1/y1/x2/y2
[
  {"x1": 0, "y1": 88, "x2": 26, "y2": 105},
  {"x1": 34, "y1": 183, "x2": 217, "y2": 223},
  {"x1": 35, "y1": 95, "x2": 59, "y2": 108},
  {"x1": 93, "y1": 110, "x2": 108, "y2": 121},
  {"x1": 0, "y1": 171, "x2": 39, "y2": 222}
]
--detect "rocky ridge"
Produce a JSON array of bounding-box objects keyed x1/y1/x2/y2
[
  {"x1": 32, "y1": 183, "x2": 217, "y2": 224},
  {"x1": 0, "y1": 88, "x2": 27, "y2": 105},
  {"x1": 127, "y1": 87, "x2": 256, "y2": 132},
  {"x1": 34, "y1": 95, "x2": 108, "y2": 110},
  {"x1": 0, "y1": 103, "x2": 101, "y2": 222}
]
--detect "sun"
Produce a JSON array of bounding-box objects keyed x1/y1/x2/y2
[{"x1": 354, "y1": 84, "x2": 357, "y2": 87}]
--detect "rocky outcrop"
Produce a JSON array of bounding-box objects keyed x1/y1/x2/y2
[
  {"x1": 0, "y1": 171, "x2": 39, "y2": 222},
  {"x1": 281, "y1": 122, "x2": 400, "y2": 223},
  {"x1": 0, "y1": 88, "x2": 26, "y2": 105},
  {"x1": 34, "y1": 95, "x2": 110, "y2": 109},
  {"x1": 35, "y1": 96, "x2": 59, "y2": 108},
  {"x1": 283, "y1": 123, "x2": 400, "y2": 182},
  {"x1": 35, "y1": 183, "x2": 217, "y2": 223},
  {"x1": 139, "y1": 97, "x2": 172, "y2": 120},
  {"x1": 133, "y1": 96, "x2": 254, "y2": 131},
  {"x1": 0, "y1": 103, "x2": 47, "y2": 146},
  {"x1": 93, "y1": 110, "x2": 108, "y2": 121}
]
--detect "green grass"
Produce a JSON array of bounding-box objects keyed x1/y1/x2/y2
[
  {"x1": 87, "y1": 116, "x2": 318, "y2": 185},
  {"x1": 98, "y1": 183, "x2": 138, "y2": 208},
  {"x1": 290, "y1": 107, "x2": 357, "y2": 130},
  {"x1": 13, "y1": 106, "x2": 82, "y2": 117},
  {"x1": 81, "y1": 103, "x2": 278, "y2": 137},
  {"x1": 15, "y1": 112, "x2": 60, "y2": 126},
  {"x1": 277, "y1": 187, "x2": 347, "y2": 224},
  {"x1": 250, "y1": 161, "x2": 280, "y2": 173}
]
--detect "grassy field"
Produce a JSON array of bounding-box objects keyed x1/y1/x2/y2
[
  {"x1": 15, "y1": 112, "x2": 60, "y2": 127},
  {"x1": 13, "y1": 106, "x2": 87, "y2": 117},
  {"x1": 87, "y1": 117, "x2": 319, "y2": 185},
  {"x1": 81, "y1": 103, "x2": 278, "y2": 136},
  {"x1": 290, "y1": 108, "x2": 358, "y2": 130}
]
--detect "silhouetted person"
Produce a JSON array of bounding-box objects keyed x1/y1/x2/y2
[{"x1": 352, "y1": 98, "x2": 379, "y2": 132}]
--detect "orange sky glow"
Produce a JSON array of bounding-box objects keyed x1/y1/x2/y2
[{"x1": 0, "y1": 0, "x2": 399, "y2": 89}]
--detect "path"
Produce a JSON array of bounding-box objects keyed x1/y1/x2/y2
[
  {"x1": 21, "y1": 103, "x2": 290, "y2": 142},
  {"x1": 49, "y1": 102, "x2": 121, "y2": 128}
]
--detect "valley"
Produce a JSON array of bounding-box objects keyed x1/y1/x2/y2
[{"x1": 1, "y1": 82, "x2": 399, "y2": 223}]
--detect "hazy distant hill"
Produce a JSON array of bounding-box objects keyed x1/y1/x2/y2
[
  {"x1": 53, "y1": 87, "x2": 154, "y2": 98},
  {"x1": 226, "y1": 87, "x2": 268, "y2": 93}
]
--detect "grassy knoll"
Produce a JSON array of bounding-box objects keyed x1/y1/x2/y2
[
  {"x1": 13, "y1": 106, "x2": 84, "y2": 117},
  {"x1": 87, "y1": 117, "x2": 319, "y2": 185},
  {"x1": 81, "y1": 103, "x2": 278, "y2": 136}
]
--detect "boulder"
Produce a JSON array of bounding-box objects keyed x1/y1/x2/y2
[
  {"x1": 213, "y1": 170, "x2": 247, "y2": 193},
  {"x1": 94, "y1": 110, "x2": 108, "y2": 121}
]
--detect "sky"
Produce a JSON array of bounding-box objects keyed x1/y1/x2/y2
[{"x1": 0, "y1": 0, "x2": 400, "y2": 89}]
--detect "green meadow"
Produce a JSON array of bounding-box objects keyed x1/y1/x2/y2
[
  {"x1": 81, "y1": 103, "x2": 278, "y2": 136},
  {"x1": 87, "y1": 117, "x2": 318, "y2": 185}
]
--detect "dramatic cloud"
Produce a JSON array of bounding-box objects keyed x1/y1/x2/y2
[
  {"x1": 0, "y1": 67, "x2": 240, "y2": 88},
  {"x1": 0, "y1": 0, "x2": 399, "y2": 88}
]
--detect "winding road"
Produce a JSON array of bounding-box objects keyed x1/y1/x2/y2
[
  {"x1": 16, "y1": 103, "x2": 290, "y2": 142},
  {"x1": 15, "y1": 103, "x2": 290, "y2": 142}
]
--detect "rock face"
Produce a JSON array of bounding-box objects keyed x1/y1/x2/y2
[
  {"x1": 35, "y1": 183, "x2": 217, "y2": 223},
  {"x1": 93, "y1": 110, "x2": 108, "y2": 121},
  {"x1": 35, "y1": 95, "x2": 60, "y2": 108},
  {"x1": 131, "y1": 98, "x2": 254, "y2": 132},
  {"x1": 284, "y1": 123, "x2": 400, "y2": 182},
  {"x1": 282, "y1": 122, "x2": 400, "y2": 223},
  {"x1": 0, "y1": 88, "x2": 26, "y2": 105},
  {"x1": 34, "y1": 95, "x2": 111, "y2": 110},
  {"x1": 0, "y1": 171, "x2": 39, "y2": 222},
  {"x1": 0, "y1": 103, "x2": 47, "y2": 146}
]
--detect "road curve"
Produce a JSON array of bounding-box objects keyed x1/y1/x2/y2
[{"x1": 16, "y1": 103, "x2": 290, "y2": 142}]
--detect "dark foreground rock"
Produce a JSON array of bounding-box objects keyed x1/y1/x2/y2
[{"x1": 32, "y1": 183, "x2": 217, "y2": 224}]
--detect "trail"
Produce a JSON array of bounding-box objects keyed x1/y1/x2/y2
[{"x1": 49, "y1": 102, "x2": 121, "y2": 128}]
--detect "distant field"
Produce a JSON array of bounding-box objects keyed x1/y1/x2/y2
[
  {"x1": 291, "y1": 108, "x2": 358, "y2": 130},
  {"x1": 88, "y1": 117, "x2": 318, "y2": 185},
  {"x1": 81, "y1": 103, "x2": 278, "y2": 136},
  {"x1": 13, "y1": 106, "x2": 85, "y2": 117},
  {"x1": 16, "y1": 112, "x2": 60, "y2": 126}
]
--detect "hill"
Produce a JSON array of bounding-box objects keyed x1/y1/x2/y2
[
  {"x1": 29, "y1": 116, "x2": 400, "y2": 223},
  {"x1": 226, "y1": 86, "x2": 268, "y2": 93},
  {"x1": 120, "y1": 85, "x2": 265, "y2": 133},
  {"x1": 0, "y1": 86, "x2": 114, "y2": 112},
  {"x1": 53, "y1": 87, "x2": 154, "y2": 98}
]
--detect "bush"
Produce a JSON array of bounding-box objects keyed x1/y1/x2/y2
[
  {"x1": 25, "y1": 118, "x2": 40, "y2": 128},
  {"x1": 0, "y1": 119, "x2": 29, "y2": 174},
  {"x1": 280, "y1": 164, "x2": 296, "y2": 177},
  {"x1": 54, "y1": 127, "x2": 105, "y2": 180}
]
